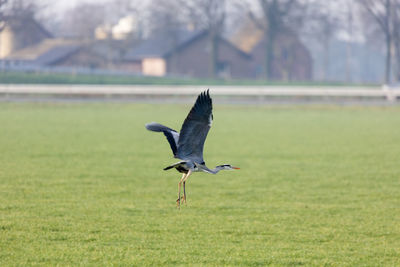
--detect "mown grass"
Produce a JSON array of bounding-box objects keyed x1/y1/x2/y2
[
  {"x1": 0, "y1": 71, "x2": 378, "y2": 86},
  {"x1": 0, "y1": 102, "x2": 399, "y2": 266}
]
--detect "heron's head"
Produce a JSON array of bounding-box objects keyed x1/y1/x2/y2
[{"x1": 216, "y1": 164, "x2": 240, "y2": 170}]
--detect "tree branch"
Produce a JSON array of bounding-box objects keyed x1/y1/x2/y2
[
  {"x1": 279, "y1": 0, "x2": 296, "y2": 17},
  {"x1": 248, "y1": 10, "x2": 266, "y2": 30},
  {"x1": 360, "y1": 0, "x2": 387, "y2": 32}
]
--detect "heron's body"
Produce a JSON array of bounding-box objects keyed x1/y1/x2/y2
[
  {"x1": 145, "y1": 90, "x2": 239, "y2": 207},
  {"x1": 173, "y1": 163, "x2": 192, "y2": 174},
  {"x1": 164, "y1": 161, "x2": 198, "y2": 174}
]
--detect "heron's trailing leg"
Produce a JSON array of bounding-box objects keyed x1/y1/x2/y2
[
  {"x1": 183, "y1": 170, "x2": 192, "y2": 204},
  {"x1": 177, "y1": 173, "x2": 186, "y2": 208},
  {"x1": 183, "y1": 181, "x2": 186, "y2": 204}
]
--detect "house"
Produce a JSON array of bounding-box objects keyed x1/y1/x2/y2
[
  {"x1": 0, "y1": 16, "x2": 132, "y2": 70},
  {"x1": 123, "y1": 30, "x2": 253, "y2": 79},
  {"x1": 4, "y1": 38, "x2": 110, "y2": 69},
  {"x1": 2, "y1": 37, "x2": 139, "y2": 72},
  {"x1": 230, "y1": 20, "x2": 312, "y2": 81},
  {"x1": 0, "y1": 16, "x2": 52, "y2": 58}
]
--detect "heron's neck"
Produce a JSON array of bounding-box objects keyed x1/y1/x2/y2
[
  {"x1": 209, "y1": 165, "x2": 225, "y2": 174},
  {"x1": 196, "y1": 164, "x2": 225, "y2": 174}
]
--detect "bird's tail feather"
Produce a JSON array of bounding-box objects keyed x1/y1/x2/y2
[
  {"x1": 163, "y1": 165, "x2": 174, "y2": 171},
  {"x1": 163, "y1": 161, "x2": 187, "y2": 171}
]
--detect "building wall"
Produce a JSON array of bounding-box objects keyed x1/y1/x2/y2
[
  {"x1": 250, "y1": 33, "x2": 312, "y2": 81},
  {"x1": 0, "y1": 28, "x2": 15, "y2": 58},
  {"x1": 51, "y1": 48, "x2": 108, "y2": 69},
  {"x1": 166, "y1": 36, "x2": 209, "y2": 78},
  {"x1": 142, "y1": 58, "x2": 166, "y2": 76},
  {"x1": 114, "y1": 61, "x2": 142, "y2": 73},
  {"x1": 166, "y1": 34, "x2": 252, "y2": 79},
  {"x1": 217, "y1": 41, "x2": 253, "y2": 79}
]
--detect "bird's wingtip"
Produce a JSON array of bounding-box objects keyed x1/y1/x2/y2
[{"x1": 145, "y1": 122, "x2": 159, "y2": 131}]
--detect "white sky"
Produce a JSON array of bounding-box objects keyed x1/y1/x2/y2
[{"x1": 42, "y1": 0, "x2": 108, "y2": 14}]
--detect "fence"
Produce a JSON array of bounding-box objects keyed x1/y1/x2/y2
[{"x1": 0, "y1": 84, "x2": 399, "y2": 102}]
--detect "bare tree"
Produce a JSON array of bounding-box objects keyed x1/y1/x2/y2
[
  {"x1": 0, "y1": 0, "x2": 45, "y2": 35},
  {"x1": 0, "y1": 0, "x2": 8, "y2": 31},
  {"x1": 107, "y1": 0, "x2": 147, "y2": 39},
  {"x1": 391, "y1": 1, "x2": 400, "y2": 81},
  {"x1": 0, "y1": 0, "x2": 37, "y2": 22},
  {"x1": 303, "y1": 1, "x2": 343, "y2": 82},
  {"x1": 344, "y1": 0, "x2": 355, "y2": 83},
  {"x1": 146, "y1": 0, "x2": 243, "y2": 78},
  {"x1": 147, "y1": 0, "x2": 185, "y2": 38},
  {"x1": 247, "y1": 0, "x2": 305, "y2": 80},
  {"x1": 60, "y1": 3, "x2": 106, "y2": 38},
  {"x1": 144, "y1": 0, "x2": 188, "y2": 75},
  {"x1": 358, "y1": 0, "x2": 392, "y2": 83},
  {"x1": 180, "y1": 0, "x2": 228, "y2": 78}
]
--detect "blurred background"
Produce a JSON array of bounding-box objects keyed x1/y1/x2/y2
[{"x1": 0, "y1": 0, "x2": 398, "y2": 86}]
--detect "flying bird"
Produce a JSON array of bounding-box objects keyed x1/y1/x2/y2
[{"x1": 145, "y1": 90, "x2": 239, "y2": 208}]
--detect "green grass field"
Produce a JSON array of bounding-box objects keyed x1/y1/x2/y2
[
  {"x1": 1, "y1": 103, "x2": 399, "y2": 266},
  {"x1": 0, "y1": 71, "x2": 377, "y2": 86}
]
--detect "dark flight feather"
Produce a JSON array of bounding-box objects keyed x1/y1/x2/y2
[
  {"x1": 145, "y1": 122, "x2": 179, "y2": 156},
  {"x1": 176, "y1": 89, "x2": 213, "y2": 163}
]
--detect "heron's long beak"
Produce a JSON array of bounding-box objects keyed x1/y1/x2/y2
[{"x1": 232, "y1": 166, "x2": 240, "y2": 170}]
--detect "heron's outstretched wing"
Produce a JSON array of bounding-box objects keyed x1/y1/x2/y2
[
  {"x1": 145, "y1": 122, "x2": 179, "y2": 156},
  {"x1": 176, "y1": 90, "x2": 213, "y2": 162}
]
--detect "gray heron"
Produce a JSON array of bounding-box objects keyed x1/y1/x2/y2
[{"x1": 145, "y1": 90, "x2": 239, "y2": 208}]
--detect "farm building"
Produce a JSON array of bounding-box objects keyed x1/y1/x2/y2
[
  {"x1": 123, "y1": 30, "x2": 253, "y2": 79},
  {"x1": 0, "y1": 16, "x2": 52, "y2": 59}
]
